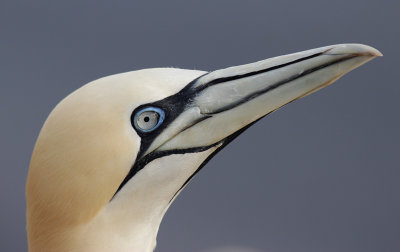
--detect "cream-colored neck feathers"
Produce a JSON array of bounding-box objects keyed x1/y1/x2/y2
[
  {"x1": 26, "y1": 68, "x2": 207, "y2": 252},
  {"x1": 80, "y1": 149, "x2": 218, "y2": 252}
]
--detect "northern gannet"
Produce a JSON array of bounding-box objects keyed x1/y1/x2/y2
[{"x1": 26, "y1": 44, "x2": 381, "y2": 252}]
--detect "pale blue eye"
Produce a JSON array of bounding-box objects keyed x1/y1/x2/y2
[{"x1": 133, "y1": 107, "x2": 165, "y2": 132}]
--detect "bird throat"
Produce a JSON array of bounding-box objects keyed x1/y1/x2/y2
[{"x1": 80, "y1": 148, "x2": 220, "y2": 252}]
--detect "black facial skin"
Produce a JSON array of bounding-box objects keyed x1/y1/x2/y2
[{"x1": 114, "y1": 74, "x2": 209, "y2": 198}]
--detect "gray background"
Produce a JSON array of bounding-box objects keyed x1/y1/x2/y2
[{"x1": 1, "y1": 0, "x2": 399, "y2": 251}]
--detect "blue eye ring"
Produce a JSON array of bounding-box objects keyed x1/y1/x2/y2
[{"x1": 133, "y1": 107, "x2": 165, "y2": 133}]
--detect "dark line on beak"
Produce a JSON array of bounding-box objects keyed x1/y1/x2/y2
[
  {"x1": 194, "y1": 51, "x2": 327, "y2": 92},
  {"x1": 167, "y1": 114, "x2": 269, "y2": 204},
  {"x1": 202, "y1": 55, "x2": 356, "y2": 115}
]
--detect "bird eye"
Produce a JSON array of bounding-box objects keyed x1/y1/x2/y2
[{"x1": 133, "y1": 107, "x2": 165, "y2": 132}]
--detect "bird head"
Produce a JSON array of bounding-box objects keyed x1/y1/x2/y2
[{"x1": 26, "y1": 44, "x2": 381, "y2": 252}]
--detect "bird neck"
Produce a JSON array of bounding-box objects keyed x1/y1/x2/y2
[
  {"x1": 83, "y1": 150, "x2": 217, "y2": 252},
  {"x1": 28, "y1": 148, "x2": 217, "y2": 252}
]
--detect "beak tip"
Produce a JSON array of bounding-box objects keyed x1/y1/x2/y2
[{"x1": 327, "y1": 43, "x2": 383, "y2": 57}]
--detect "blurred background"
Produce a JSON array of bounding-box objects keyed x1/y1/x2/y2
[{"x1": 1, "y1": 1, "x2": 399, "y2": 251}]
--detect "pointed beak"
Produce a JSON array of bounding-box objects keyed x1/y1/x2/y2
[
  {"x1": 114, "y1": 43, "x2": 381, "y2": 197},
  {"x1": 146, "y1": 44, "x2": 382, "y2": 155}
]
